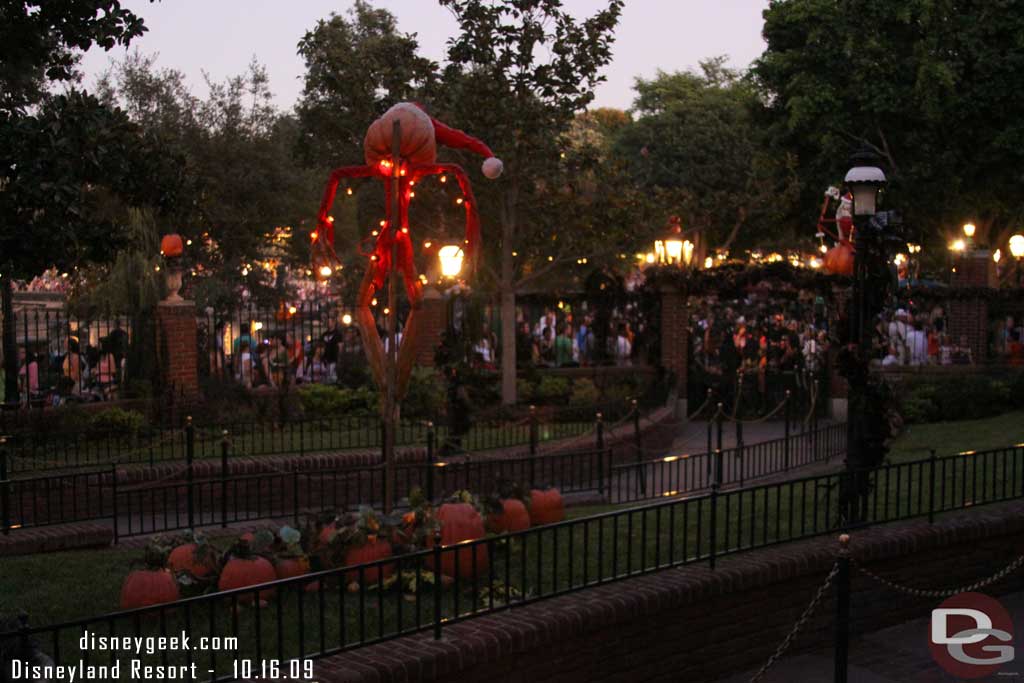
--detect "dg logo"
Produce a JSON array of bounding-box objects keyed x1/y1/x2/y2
[{"x1": 929, "y1": 592, "x2": 1015, "y2": 679}]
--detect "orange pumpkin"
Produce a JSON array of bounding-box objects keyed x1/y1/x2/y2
[
  {"x1": 343, "y1": 538, "x2": 395, "y2": 584},
  {"x1": 426, "y1": 503, "x2": 488, "y2": 579},
  {"x1": 363, "y1": 103, "x2": 436, "y2": 168},
  {"x1": 168, "y1": 543, "x2": 217, "y2": 579},
  {"x1": 160, "y1": 234, "x2": 184, "y2": 258},
  {"x1": 219, "y1": 556, "x2": 277, "y2": 605},
  {"x1": 824, "y1": 241, "x2": 855, "y2": 276},
  {"x1": 275, "y1": 557, "x2": 320, "y2": 593},
  {"x1": 529, "y1": 488, "x2": 565, "y2": 526},
  {"x1": 120, "y1": 568, "x2": 179, "y2": 610},
  {"x1": 487, "y1": 499, "x2": 531, "y2": 534}
]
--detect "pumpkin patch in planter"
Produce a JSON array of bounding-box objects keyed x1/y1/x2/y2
[
  {"x1": 219, "y1": 530, "x2": 277, "y2": 606},
  {"x1": 167, "y1": 531, "x2": 220, "y2": 580},
  {"x1": 320, "y1": 507, "x2": 396, "y2": 584},
  {"x1": 272, "y1": 525, "x2": 320, "y2": 592},
  {"x1": 120, "y1": 545, "x2": 180, "y2": 610},
  {"x1": 427, "y1": 491, "x2": 489, "y2": 579},
  {"x1": 528, "y1": 487, "x2": 565, "y2": 526},
  {"x1": 484, "y1": 479, "x2": 531, "y2": 534}
]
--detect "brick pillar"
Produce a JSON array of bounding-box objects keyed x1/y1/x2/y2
[
  {"x1": 415, "y1": 287, "x2": 447, "y2": 367},
  {"x1": 659, "y1": 285, "x2": 689, "y2": 417},
  {"x1": 156, "y1": 300, "x2": 200, "y2": 399},
  {"x1": 949, "y1": 250, "x2": 995, "y2": 362}
]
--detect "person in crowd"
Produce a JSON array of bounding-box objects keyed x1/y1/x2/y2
[
  {"x1": 235, "y1": 340, "x2": 254, "y2": 388},
  {"x1": 555, "y1": 324, "x2": 576, "y2": 367},
  {"x1": 305, "y1": 342, "x2": 329, "y2": 383},
  {"x1": 62, "y1": 338, "x2": 83, "y2": 396},
  {"x1": 906, "y1": 320, "x2": 928, "y2": 366},
  {"x1": 614, "y1": 322, "x2": 632, "y2": 366},
  {"x1": 19, "y1": 348, "x2": 40, "y2": 399},
  {"x1": 888, "y1": 309, "x2": 910, "y2": 365},
  {"x1": 539, "y1": 326, "x2": 555, "y2": 366}
]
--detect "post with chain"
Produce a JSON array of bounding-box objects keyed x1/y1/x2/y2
[
  {"x1": 595, "y1": 411, "x2": 604, "y2": 452},
  {"x1": 811, "y1": 372, "x2": 819, "y2": 459},
  {"x1": 784, "y1": 390, "x2": 791, "y2": 471},
  {"x1": 433, "y1": 529, "x2": 444, "y2": 640},
  {"x1": 221, "y1": 431, "x2": 230, "y2": 528},
  {"x1": 111, "y1": 463, "x2": 119, "y2": 544},
  {"x1": 528, "y1": 405, "x2": 538, "y2": 456},
  {"x1": 185, "y1": 416, "x2": 195, "y2": 531},
  {"x1": 928, "y1": 448, "x2": 937, "y2": 524},
  {"x1": 835, "y1": 533, "x2": 851, "y2": 683},
  {"x1": 0, "y1": 436, "x2": 9, "y2": 536},
  {"x1": 715, "y1": 448, "x2": 723, "y2": 488},
  {"x1": 426, "y1": 421, "x2": 435, "y2": 503}
]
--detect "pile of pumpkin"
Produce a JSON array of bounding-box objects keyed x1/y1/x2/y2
[{"x1": 119, "y1": 483, "x2": 565, "y2": 610}]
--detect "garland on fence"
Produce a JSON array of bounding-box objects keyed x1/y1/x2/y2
[{"x1": 642, "y1": 262, "x2": 850, "y2": 303}]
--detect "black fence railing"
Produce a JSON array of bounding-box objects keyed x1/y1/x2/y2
[
  {"x1": 5, "y1": 307, "x2": 139, "y2": 407},
  {"x1": 1, "y1": 417, "x2": 844, "y2": 539},
  {"x1": 2, "y1": 444, "x2": 1019, "y2": 681},
  {"x1": 0, "y1": 401, "x2": 621, "y2": 475}
]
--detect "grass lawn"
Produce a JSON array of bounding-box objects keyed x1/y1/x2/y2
[{"x1": 888, "y1": 410, "x2": 1024, "y2": 463}]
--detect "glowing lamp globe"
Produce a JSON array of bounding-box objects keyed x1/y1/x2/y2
[
  {"x1": 1010, "y1": 234, "x2": 1024, "y2": 259},
  {"x1": 160, "y1": 234, "x2": 184, "y2": 258},
  {"x1": 844, "y1": 148, "x2": 887, "y2": 216},
  {"x1": 438, "y1": 245, "x2": 465, "y2": 278}
]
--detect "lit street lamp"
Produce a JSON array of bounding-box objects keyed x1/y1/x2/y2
[
  {"x1": 963, "y1": 222, "x2": 976, "y2": 248},
  {"x1": 842, "y1": 146, "x2": 891, "y2": 528},
  {"x1": 1010, "y1": 233, "x2": 1024, "y2": 286},
  {"x1": 653, "y1": 216, "x2": 693, "y2": 267}
]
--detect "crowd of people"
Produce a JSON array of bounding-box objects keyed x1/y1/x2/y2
[
  {"x1": 871, "y1": 305, "x2": 974, "y2": 367},
  {"x1": 688, "y1": 293, "x2": 829, "y2": 415},
  {"x1": 510, "y1": 304, "x2": 648, "y2": 370}
]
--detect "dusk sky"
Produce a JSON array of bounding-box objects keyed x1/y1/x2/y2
[{"x1": 80, "y1": 1, "x2": 769, "y2": 112}]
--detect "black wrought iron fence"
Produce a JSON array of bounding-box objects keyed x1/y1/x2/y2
[
  {"x1": 1, "y1": 401, "x2": 617, "y2": 475},
  {"x1": 2, "y1": 444, "x2": 1020, "y2": 682}
]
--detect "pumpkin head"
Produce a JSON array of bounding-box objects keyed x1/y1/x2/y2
[
  {"x1": 363, "y1": 103, "x2": 436, "y2": 169},
  {"x1": 427, "y1": 502, "x2": 488, "y2": 579},
  {"x1": 120, "y1": 544, "x2": 179, "y2": 610},
  {"x1": 824, "y1": 241, "x2": 855, "y2": 276},
  {"x1": 528, "y1": 488, "x2": 565, "y2": 526},
  {"x1": 160, "y1": 234, "x2": 184, "y2": 258}
]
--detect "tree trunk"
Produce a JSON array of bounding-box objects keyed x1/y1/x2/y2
[{"x1": 500, "y1": 182, "x2": 518, "y2": 406}]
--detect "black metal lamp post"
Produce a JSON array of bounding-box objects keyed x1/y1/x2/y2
[
  {"x1": 1010, "y1": 234, "x2": 1024, "y2": 287},
  {"x1": 842, "y1": 147, "x2": 888, "y2": 525}
]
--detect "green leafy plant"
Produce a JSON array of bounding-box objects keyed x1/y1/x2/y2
[
  {"x1": 569, "y1": 378, "x2": 600, "y2": 405},
  {"x1": 535, "y1": 376, "x2": 570, "y2": 403},
  {"x1": 88, "y1": 407, "x2": 145, "y2": 437},
  {"x1": 403, "y1": 367, "x2": 445, "y2": 419}
]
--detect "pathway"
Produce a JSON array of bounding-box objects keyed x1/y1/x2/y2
[{"x1": 724, "y1": 589, "x2": 1024, "y2": 682}]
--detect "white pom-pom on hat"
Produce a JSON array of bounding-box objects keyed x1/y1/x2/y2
[{"x1": 482, "y1": 157, "x2": 504, "y2": 179}]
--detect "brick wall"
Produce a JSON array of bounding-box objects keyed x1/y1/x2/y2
[
  {"x1": 316, "y1": 500, "x2": 1024, "y2": 682},
  {"x1": 659, "y1": 286, "x2": 688, "y2": 392},
  {"x1": 416, "y1": 289, "x2": 447, "y2": 367},
  {"x1": 156, "y1": 301, "x2": 200, "y2": 399},
  {"x1": 949, "y1": 251, "x2": 995, "y2": 361}
]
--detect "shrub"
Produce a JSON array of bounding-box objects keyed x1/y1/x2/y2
[
  {"x1": 403, "y1": 368, "x2": 445, "y2": 419},
  {"x1": 297, "y1": 384, "x2": 377, "y2": 418},
  {"x1": 516, "y1": 378, "x2": 536, "y2": 403},
  {"x1": 535, "y1": 376, "x2": 570, "y2": 403},
  {"x1": 89, "y1": 407, "x2": 146, "y2": 437},
  {"x1": 569, "y1": 378, "x2": 600, "y2": 406},
  {"x1": 898, "y1": 375, "x2": 1011, "y2": 423}
]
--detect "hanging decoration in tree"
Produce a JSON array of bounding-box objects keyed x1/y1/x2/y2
[
  {"x1": 815, "y1": 185, "x2": 855, "y2": 276},
  {"x1": 312, "y1": 102, "x2": 502, "y2": 398}
]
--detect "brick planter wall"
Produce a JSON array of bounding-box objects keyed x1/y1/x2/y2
[{"x1": 314, "y1": 500, "x2": 1024, "y2": 682}]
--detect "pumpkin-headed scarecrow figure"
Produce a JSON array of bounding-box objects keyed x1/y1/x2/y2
[{"x1": 312, "y1": 103, "x2": 502, "y2": 398}]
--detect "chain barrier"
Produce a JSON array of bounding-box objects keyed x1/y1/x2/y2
[
  {"x1": 721, "y1": 395, "x2": 790, "y2": 424},
  {"x1": 748, "y1": 561, "x2": 840, "y2": 683},
  {"x1": 854, "y1": 553, "x2": 1024, "y2": 598},
  {"x1": 803, "y1": 380, "x2": 819, "y2": 427}
]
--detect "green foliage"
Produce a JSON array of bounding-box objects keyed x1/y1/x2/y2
[
  {"x1": 516, "y1": 378, "x2": 536, "y2": 404},
  {"x1": 899, "y1": 376, "x2": 1012, "y2": 424},
  {"x1": 569, "y1": 378, "x2": 600, "y2": 406},
  {"x1": 754, "y1": 0, "x2": 1024, "y2": 249},
  {"x1": 535, "y1": 376, "x2": 570, "y2": 403},
  {"x1": 402, "y1": 367, "x2": 445, "y2": 419},
  {"x1": 297, "y1": 383, "x2": 377, "y2": 418},
  {"x1": 88, "y1": 407, "x2": 146, "y2": 437}
]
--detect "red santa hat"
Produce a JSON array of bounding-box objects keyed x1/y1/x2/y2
[{"x1": 429, "y1": 115, "x2": 504, "y2": 179}]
